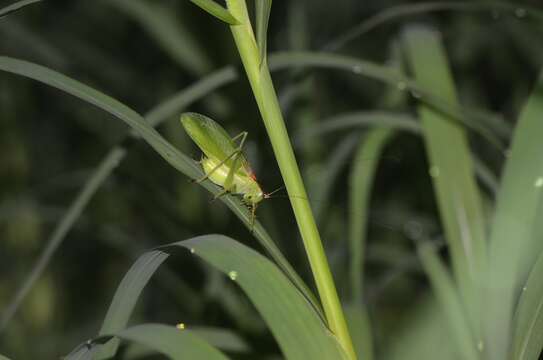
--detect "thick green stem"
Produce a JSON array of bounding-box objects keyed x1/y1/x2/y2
[{"x1": 225, "y1": 1, "x2": 356, "y2": 358}]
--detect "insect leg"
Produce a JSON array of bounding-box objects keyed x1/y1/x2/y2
[
  {"x1": 219, "y1": 132, "x2": 248, "y2": 189},
  {"x1": 250, "y1": 203, "x2": 257, "y2": 233},
  {"x1": 194, "y1": 150, "x2": 241, "y2": 184},
  {"x1": 231, "y1": 131, "x2": 248, "y2": 145},
  {"x1": 212, "y1": 188, "x2": 231, "y2": 200}
]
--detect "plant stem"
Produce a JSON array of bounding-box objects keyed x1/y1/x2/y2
[{"x1": 225, "y1": 1, "x2": 356, "y2": 358}]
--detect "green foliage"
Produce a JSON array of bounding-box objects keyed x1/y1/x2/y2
[
  {"x1": 2, "y1": 1, "x2": 543, "y2": 359},
  {"x1": 403, "y1": 25, "x2": 487, "y2": 342},
  {"x1": 66, "y1": 324, "x2": 229, "y2": 360},
  {"x1": 486, "y1": 70, "x2": 543, "y2": 360},
  {"x1": 0, "y1": 0, "x2": 42, "y2": 19}
]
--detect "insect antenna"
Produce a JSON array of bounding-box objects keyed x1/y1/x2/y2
[{"x1": 263, "y1": 185, "x2": 286, "y2": 199}]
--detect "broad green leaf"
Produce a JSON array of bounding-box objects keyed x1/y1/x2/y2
[
  {"x1": 190, "y1": 327, "x2": 250, "y2": 353},
  {"x1": 403, "y1": 26, "x2": 487, "y2": 338},
  {"x1": 417, "y1": 243, "x2": 480, "y2": 360},
  {"x1": 345, "y1": 304, "x2": 374, "y2": 360},
  {"x1": 383, "y1": 294, "x2": 456, "y2": 360},
  {"x1": 0, "y1": 56, "x2": 320, "y2": 330},
  {"x1": 513, "y1": 250, "x2": 543, "y2": 360},
  {"x1": 256, "y1": 0, "x2": 272, "y2": 65},
  {"x1": 180, "y1": 235, "x2": 348, "y2": 360},
  {"x1": 66, "y1": 325, "x2": 229, "y2": 360},
  {"x1": 115, "y1": 324, "x2": 230, "y2": 360},
  {"x1": 95, "y1": 249, "x2": 247, "y2": 358},
  {"x1": 0, "y1": 0, "x2": 42, "y2": 18},
  {"x1": 188, "y1": 0, "x2": 239, "y2": 25},
  {"x1": 486, "y1": 71, "x2": 543, "y2": 359},
  {"x1": 86, "y1": 235, "x2": 347, "y2": 359},
  {"x1": 349, "y1": 128, "x2": 394, "y2": 302},
  {"x1": 106, "y1": 0, "x2": 211, "y2": 75}
]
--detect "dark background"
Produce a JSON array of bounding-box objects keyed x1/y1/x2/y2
[{"x1": 1, "y1": 0, "x2": 542, "y2": 358}]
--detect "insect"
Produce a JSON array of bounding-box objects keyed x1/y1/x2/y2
[{"x1": 180, "y1": 112, "x2": 270, "y2": 228}]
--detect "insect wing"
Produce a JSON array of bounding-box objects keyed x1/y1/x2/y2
[{"x1": 180, "y1": 112, "x2": 253, "y2": 176}]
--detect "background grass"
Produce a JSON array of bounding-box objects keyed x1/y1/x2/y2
[{"x1": 1, "y1": 0, "x2": 543, "y2": 359}]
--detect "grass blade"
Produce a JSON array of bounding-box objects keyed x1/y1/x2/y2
[
  {"x1": 88, "y1": 235, "x2": 347, "y2": 359},
  {"x1": 180, "y1": 235, "x2": 348, "y2": 359},
  {"x1": 0, "y1": 67, "x2": 237, "y2": 331},
  {"x1": 96, "y1": 251, "x2": 169, "y2": 359},
  {"x1": 418, "y1": 243, "x2": 480, "y2": 360},
  {"x1": 0, "y1": 56, "x2": 320, "y2": 330},
  {"x1": 403, "y1": 26, "x2": 487, "y2": 339},
  {"x1": 93, "y1": 246, "x2": 248, "y2": 358},
  {"x1": 122, "y1": 327, "x2": 250, "y2": 359},
  {"x1": 485, "y1": 71, "x2": 543, "y2": 359},
  {"x1": 115, "y1": 324, "x2": 230, "y2": 360},
  {"x1": 269, "y1": 51, "x2": 507, "y2": 150},
  {"x1": 105, "y1": 0, "x2": 212, "y2": 75},
  {"x1": 349, "y1": 128, "x2": 395, "y2": 303},
  {"x1": 256, "y1": 0, "x2": 272, "y2": 65},
  {"x1": 294, "y1": 111, "x2": 497, "y2": 197},
  {"x1": 67, "y1": 325, "x2": 229, "y2": 360},
  {"x1": 513, "y1": 250, "x2": 543, "y2": 360},
  {"x1": 345, "y1": 304, "x2": 374, "y2": 360},
  {"x1": 0, "y1": 355, "x2": 12, "y2": 360},
  {"x1": 188, "y1": 0, "x2": 239, "y2": 24},
  {"x1": 189, "y1": 327, "x2": 250, "y2": 353},
  {"x1": 383, "y1": 294, "x2": 456, "y2": 360},
  {"x1": 0, "y1": 0, "x2": 42, "y2": 19},
  {"x1": 294, "y1": 112, "x2": 419, "y2": 144}
]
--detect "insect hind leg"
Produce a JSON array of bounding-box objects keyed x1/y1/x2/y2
[{"x1": 193, "y1": 150, "x2": 242, "y2": 184}]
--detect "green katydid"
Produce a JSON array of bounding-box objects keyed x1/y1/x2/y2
[{"x1": 181, "y1": 112, "x2": 277, "y2": 227}]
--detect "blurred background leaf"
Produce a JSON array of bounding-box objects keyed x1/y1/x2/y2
[{"x1": 1, "y1": 0, "x2": 543, "y2": 359}]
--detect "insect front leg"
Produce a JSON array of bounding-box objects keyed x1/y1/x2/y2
[{"x1": 231, "y1": 131, "x2": 248, "y2": 146}]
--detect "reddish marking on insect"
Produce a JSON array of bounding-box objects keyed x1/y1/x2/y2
[{"x1": 249, "y1": 172, "x2": 257, "y2": 181}]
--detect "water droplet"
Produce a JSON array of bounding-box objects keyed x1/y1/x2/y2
[
  {"x1": 190, "y1": 248, "x2": 195, "y2": 254},
  {"x1": 176, "y1": 323, "x2": 185, "y2": 330},
  {"x1": 352, "y1": 65, "x2": 363, "y2": 74},
  {"x1": 522, "y1": 286, "x2": 528, "y2": 292},
  {"x1": 228, "y1": 270, "x2": 238, "y2": 280},
  {"x1": 534, "y1": 177, "x2": 543, "y2": 188},
  {"x1": 397, "y1": 81, "x2": 407, "y2": 91},
  {"x1": 515, "y1": 8, "x2": 527, "y2": 18},
  {"x1": 429, "y1": 166, "x2": 440, "y2": 178},
  {"x1": 477, "y1": 340, "x2": 484, "y2": 352}
]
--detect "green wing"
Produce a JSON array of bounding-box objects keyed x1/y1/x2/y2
[{"x1": 180, "y1": 112, "x2": 252, "y2": 176}]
